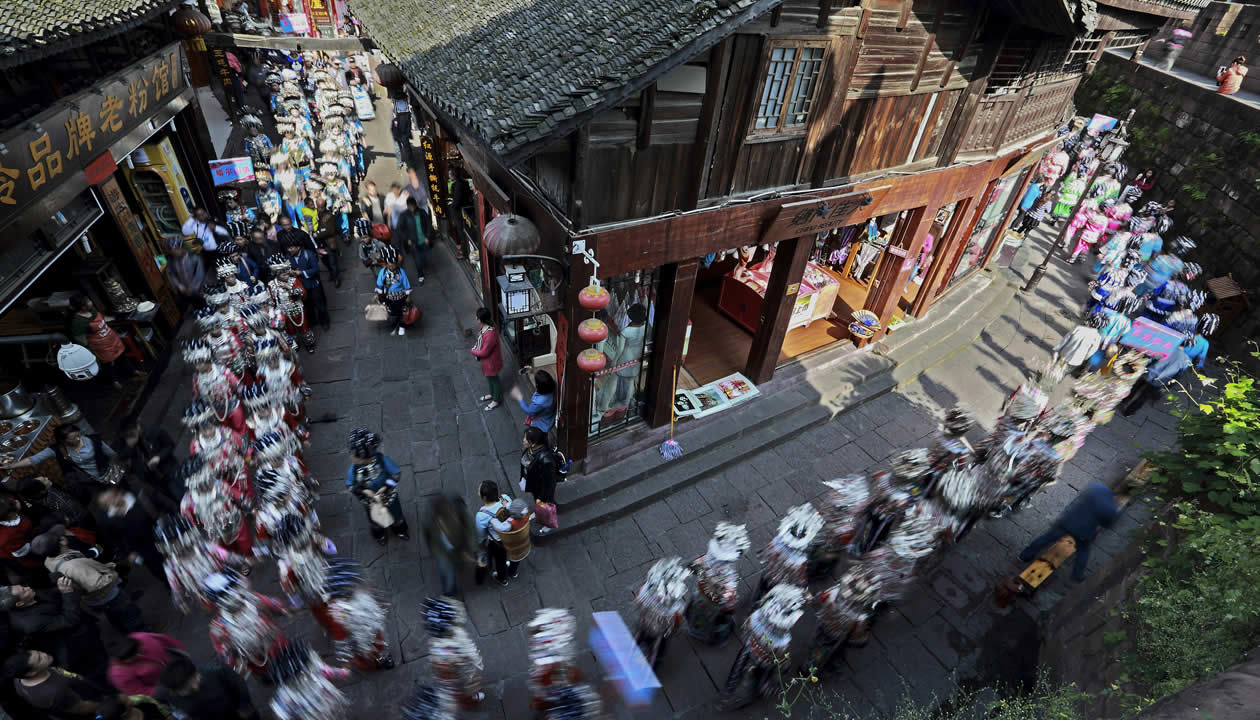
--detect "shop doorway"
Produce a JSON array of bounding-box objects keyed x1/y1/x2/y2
[
  {"x1": 680, "y1": 215, "x2": 909, "y2": 388},
  {"x1": 942, "y1": 169, "x2": 1027, "y2": 291},
  {"x1": 899, "y1": 201, "x2": 962, "y2": 317},
  {"x1": 588, "y1": 269, "x2": 659, "y2": 440}
]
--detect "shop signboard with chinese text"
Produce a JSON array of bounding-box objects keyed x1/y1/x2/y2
[
  {"x1": 421, "y1": 133, "x2": 446, "y2": 217},
  {"x1": 763, "y1": 186, "x2": 891, "y2": 243},
  {"x1": 209, "y1": 157, "x2": 255, "y2": 186},
  {"x1": 306, "y1": 0, "x2": 335, "y2": 32},
  {"x1": 0, "y1": 43, "x2": 186, "y2": 229},
  {"x1": 98, "y1": 176, "x2": 179, "y2": 325}
]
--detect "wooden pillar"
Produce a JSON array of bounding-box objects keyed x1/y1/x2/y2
[
  {"x1": 936, "y1": 24, "x2": 1009, "y2": 165},
  {"x1": 647, "y1": 259, "x2": 698, "y2": 428},
  {"x1": 745, "y1": 236, "x2": 812, "y2": 384},
  {"x1": 558, "y1": 244, "x2": 592, "y2": 463},
  {"x1": 867, "y1": 207, "x2": 933, "y2": 340},
  {"x1": 908, "y1": 195, "x2": 973, "y2": 317}
]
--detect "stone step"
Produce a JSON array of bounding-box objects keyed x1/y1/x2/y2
[{"x1": 540, "y1": 271, "x2": 1021, "y2": 539}]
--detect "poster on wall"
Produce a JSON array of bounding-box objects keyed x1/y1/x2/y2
[
  {"x1": 351, "y1": 86, "x2": 375, "y2": 119},
  {"x1": 279, "y1": 14, "x2": 309, "y2": 34}
]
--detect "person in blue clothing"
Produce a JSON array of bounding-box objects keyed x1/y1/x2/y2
[
  {"x1": 1183, "y1": 313, "x2": 1217, "y2": 369},
  {"x1": 1019, "y1": 482, "x2": 1121, "y2": 582},
  {"x1": 520, "y1": 370, "x2": 556, "y2": 433},
  {"x1": 374, "y1": 246, "x2": 412, "y2": 337},
  {"x1": 474, "y1": 480, "x2": 515, "y2": 586},
  {"x1": 1119, "y1": 343, "x2": 1192, "y2": 416},
  {"x1": 346, "y1": 428, "x2": 410, "y2": 546},
  {"x1": 286, "y1": 235, "x2": 330, "y2": 331}
]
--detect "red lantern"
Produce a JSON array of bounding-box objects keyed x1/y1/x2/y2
[
  {"x1": 578, "y1": 283, "x2": 610, "y2": 311},
  {"x1": 171, "y1": 4, "x2": 212, "y2": 36},
  {"x1": 577, "y1": 318, "x2": 608, "y2": 343},
  {"x1": 577, "y1": 349, "x2": 607, "y2": 373}
]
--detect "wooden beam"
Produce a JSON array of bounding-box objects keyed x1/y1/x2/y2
[
  {"x1": 689, "y1": 39, "x2": 733, "y2": 209},
  {"x1": 1087, "y1": 31, "x2": 1116, "y2": 73},
  {"x1": 817, "y1": 0, "x2": 834, "y2": 29},
  {"x1": 559, "y1": 246, "x2": 592, "y2": 463},
  {"x1": 955, "y1": 5, "x2": 984, "y2": 61},
  {"x1": 646, "y1": 259, "x2": 699, "y2": 427},
  {"x1": 570, "y1": 125, "x2": 590, "y2": 228},
  {"x1": 911, "y1": 0, "x2": 946, "y2": 92},
  {"x1": 856, "y1": 7, "x2": 872, "y2": 39},
  {"x1": 636, "y1": 83, "x2": 656, "y2": 150},
  {"x1": 770, "y1": 5, "x2": 783, "y2": 27},
  {"x1": 897, "y1": 0, "x2": 913, "y2": 31},
  {"x1": 745, "y1": 236, "x2": 813, "y2": 384}
]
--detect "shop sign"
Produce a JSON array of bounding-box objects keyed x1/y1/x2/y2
[
  {"x1": 764, "y1": 186, "x2": 891, "y2": 243},
  {"x1": 83, "y1": 152, "x2": 118, "y2": 186},
  {"x1": 209, "y1": 157, "x2": 255, "y2": 185},
  {"x1": 421, "y1": 133, "x2": 446, "y2": 217},
  {"x1": 0, "y1": 43, "x2": 185, "y2": 229},
  {"x1": 279, "y1": 13, "x2": 310, "y2": 34},
  {"x1": 208, "y1": 47, "x2": 240, "y2": 113},
  {"x1": 1087, "y1": 113, "x2": 1118, "y2": 134},
  {"x1": 307, "y1": 0, "x2": 334, "y2": 27},
  {"x1": 98, "y1": 176, "x2": 179, "y2": 325},
  {"x1": 1119, "y1": 318, "x2": 1184, "y2": 360}
]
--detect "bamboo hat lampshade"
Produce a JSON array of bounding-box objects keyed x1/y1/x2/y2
[{"x1": 483, "y1": 214, "x2": 541, "y2": 258}]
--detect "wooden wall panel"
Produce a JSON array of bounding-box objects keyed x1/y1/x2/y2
[
  {"x1": 742, "y1": 1, "x2": 862, "y2": 35},
  {"x1": 731, "y1": 137, "x2": 808, "y2": 193},
  {"x1": 827, "y1": 92, "x2": 937, "y2": 178},
  {"x1": 913, "y1": 87, "x2": 961, "y2": 161},
  {"x1": 706, "y1": 34, "x2": 764, "y2": 200},
  {"x1": 581, "y1": 143, "x2": 698, "y2": 225},
  {"x1": 847, "y1": 5, "x2": 978, "y2": 97}
]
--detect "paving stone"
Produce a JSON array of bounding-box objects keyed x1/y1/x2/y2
[
  {"x1": 632, "y1": 501, "x2": 681, "y2": 537},
  {"x1": 756, "y1": 477, "x2": 808, "y2": 517},
  {"x1": 665, "y1": 485, "x2": 712, "y2": 524},
  {"x1": 929, "y1": 573, "x2": 969, "y2": 611}
]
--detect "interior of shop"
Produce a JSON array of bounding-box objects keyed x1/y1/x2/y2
[
  {"x1": 0, "y1": 137, "x2": 190, "y2": 431},
  {"x1": 680, "y1": 212, "x2": 907, "y2": 387},
  {"x1": 898, "y1": 201, "x2": 960, "y2": 316}
]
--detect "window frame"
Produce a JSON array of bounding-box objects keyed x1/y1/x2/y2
[{"x1": 747, "y1": 38, "x2": 831, "y2": 139}]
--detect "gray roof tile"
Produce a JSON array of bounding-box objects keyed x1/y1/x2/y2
[
  {"x1": 350, "y1": 0, "x2": 768, "y2": 163},
  {"x1": 0, "y1": 0, "x2": 181, "y2": 66}
]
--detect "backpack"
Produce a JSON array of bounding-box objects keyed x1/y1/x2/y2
[{"x1": 49, "y1": 552, "x2": 117, "y2": 595}]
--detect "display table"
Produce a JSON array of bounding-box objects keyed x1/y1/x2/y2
[{"x1": 717, "y1": 261, "x2": 841, "y2": 333}]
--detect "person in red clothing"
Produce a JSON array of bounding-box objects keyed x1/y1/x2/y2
[
  {"x1": 68, "y1": 294, "x2": 142, "y2": 389},
  {"x1": 106, "y1": 632, "x2": 186, "y2": 697},
  {"x1": 471, "y1": 307, "x2": 504, "y2": 411},
  {"x1": 0, "y1": 497, "x2": 40, "y2": 579},
  {"x1": 1217, "y1": 55, "x2": 1248, "y2": 95}
]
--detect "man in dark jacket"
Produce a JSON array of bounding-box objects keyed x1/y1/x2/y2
[
  {"x1": 286, "y1": 237, "x2": 330, "y2": 331},
  {"x1": 156, "y1": 653, "x2": 259, "y2": 720},
  {"x1": 92, "y1": 487, "x2": 173, "y2": 583},
  {"x1": 1019, "y1": 482, "x2": 1122, "y2": 581},
  {"x1": 115, "y1": 420, "x2": 178, "y2": 502},
  {"x1": 313, "y1": 197, "x2": 344, "y2": 288},
  {"x1": 520, "y1": 427, "x2": 560, "y2": 536},
  {"x1": 244, "y1": 228, "x2": 275, "y2": 282},
  {"x1": 1, "y1": 578, "x2": 109, "y2": 682},
  {"x1": 394, "y1": 196, "x2": 429, "y2": 285}
]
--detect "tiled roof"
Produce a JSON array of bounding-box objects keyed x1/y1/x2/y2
[
  {"x1": 350, "y1": 0, "x2": 777, "y2": 165},
  {"x1": 0, "y1": 0, "x2": 181, "y2": 68}
]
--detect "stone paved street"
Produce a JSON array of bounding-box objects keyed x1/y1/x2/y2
[{"x1": 131, "y1": 98, "x2": 1193, "y2": 720}]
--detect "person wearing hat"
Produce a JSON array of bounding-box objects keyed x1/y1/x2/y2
[
  {"x1": 345, "y1": 429, "x2": 410, "y2": 545},
  {"x1": 242, "y1": 117, "x2": 274, "y2": 170},
  {"x1": 375, "y1": 246, "x2": 412, "y2": 336},
  {"x1": 165, "y1": 237, "x2": 206, "y2": 303},
  {"x1": 33, "y1": 524, "x2": 144, "y2": 633}
]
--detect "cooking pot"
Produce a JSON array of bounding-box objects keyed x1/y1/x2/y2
[{"x1": 0, "y1": 381, "x2": 36, "y2": 419}]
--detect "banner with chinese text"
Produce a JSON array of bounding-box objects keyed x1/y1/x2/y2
[{"x1": 0, "y1": 42, "x2": 187, "y2": 228}]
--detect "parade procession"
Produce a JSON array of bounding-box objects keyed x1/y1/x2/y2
[{"x1": 0, "y1": 0, "x2": 1252, "y2": 719}]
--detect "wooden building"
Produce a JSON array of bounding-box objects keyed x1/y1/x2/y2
[
  {"x1": 352, "y1": 0, "x2": 1201, "y2": 464},
  {"x1": 0, "y1": 0, "x2": 220, "y2": 421}
]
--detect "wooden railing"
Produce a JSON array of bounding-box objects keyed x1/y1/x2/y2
[{"x1": 959, "y1": 76, "x2": 1079, "y2": 156}]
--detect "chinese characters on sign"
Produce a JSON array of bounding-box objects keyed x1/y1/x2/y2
[
  {"x1": 0, "y1": 43, "x2": 186, "y2": 226},
  {"x1": 307, "y1": 0, "x2": 334, "y2": 29},
  {"x1": 421, "y1": 133, "x2": 446, "y2": 217},
  {"x1": 763, "y1": 186, "x2": 891, "y2": 243},
  {"x1": 209, "y1": 48, "x2": 239, "y2": 114},
  {"x1": 209, "y1": 157, "x2": 256, "y2": 186}
]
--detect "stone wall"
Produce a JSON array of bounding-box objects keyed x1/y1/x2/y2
[
  {"x1": 1173, "y1": 2, "x2": 1260, "y2": 97},
  {"x1": 1074, "y1": 54, "x2": 1260, "y2": 323}
]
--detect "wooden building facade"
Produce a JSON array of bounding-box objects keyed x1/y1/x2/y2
[{"x1": 353, "y1": 0, "x2": 1200, "y2": 464}]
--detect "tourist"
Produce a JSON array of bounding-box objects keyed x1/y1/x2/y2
[
  {"x1": 1217, "y1": 56, "x2": 1247, "y2": 96},
  {"x1": 93, "y1": 486, "x2": 174, "y2": 583},
  {"x1": 156, "y1": 653, "x2": 260, "y2": 720},
  {"x1": 393, "y1": 195, "x2": 429, "y2": 285},
  {"x1": 105, "y1": 633, "x2": 185, "y2": 697},
  {"x1": 520, "y1": 370, "x2": 556, "y2": 433},
  {"x1": 1019, "y1": 482, "x2": 1121, "y2": 581},
  {"x1": 114, "y1": 419, "x2": 178, "y2": 501},
  {"x1": 286, "y1": 235, "x2": 330, "y2": 331},
  {"x1": 422, "y1": 495, "x2": 476, "y2": 597},
  {"x1": 384, "y1": 183, "x2": 409, "y2": 228},
  {"x1": 181, "y1": 207, "x2": 230, "y2": 268},
  {"x1": 474, "y1": 481, "x2": 514, "y2": 586},
  {"x1": 359, "y1": 180, "x2": 385, "y2": 224},
  {"x1": 32, "y1": 526, "x2": 145, "y2": 634},
  {"x1": 1, "y1": 579, "x2": 110, "y2": 682},
  {"x1": 471, "y1": 307, "x2": 504, "y2": 411},
  {"x1": 165, "y1": 238, "x2": 206, "y2": 301},
  {"x1": 520, "y1": 427, "x2": 559, "y2": 537},
  {"x1": 4, "y1": 649, "x2": 112, "y2": 718}
]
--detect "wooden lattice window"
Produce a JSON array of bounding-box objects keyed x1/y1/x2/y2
[{"x1": 751, "y1": 41, "x2": 828, "y2": 136}]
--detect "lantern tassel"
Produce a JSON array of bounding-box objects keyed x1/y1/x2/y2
[{"x1": 659, "y1": 366, "x2": 683, "y2": 461}]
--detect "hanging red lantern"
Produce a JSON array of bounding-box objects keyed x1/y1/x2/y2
[
  {"x1": 171, "y1": 3, "x2": 213, "y2": 36},
  {"x1": 577, "y1": 318, "x2": 609, "y2": 343},
  {"x1": 577, "y1": 349, "x2": 607, "y2": 373},
  {"x1": 578, "y1": 283, "x2": 610, "y2": 311}
]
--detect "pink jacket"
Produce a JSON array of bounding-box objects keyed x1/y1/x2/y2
[
  {"x1": 106, "y1": 632, "x2": 186, "y2": 696},
  {"x1": 471, "y1": 326, "x2": 504, "y2": 376}
]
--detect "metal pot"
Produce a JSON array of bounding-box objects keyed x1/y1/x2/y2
[{"x1": 0, "y1": 381, "x2": 36, "y2": 419}]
